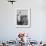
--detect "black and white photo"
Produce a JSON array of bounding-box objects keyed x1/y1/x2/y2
[
  {"x1": 16, "y1": 8, "x2": 31, "y2": 28},
  {"x1": 17, "y1": 10, "x2": 28, "y2": 25}
]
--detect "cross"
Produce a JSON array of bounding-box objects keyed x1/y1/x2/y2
[{"x1": 8, "y1": 0, "x2": 16, "y2": 4}]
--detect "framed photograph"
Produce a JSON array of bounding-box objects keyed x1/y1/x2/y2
[{"x1": 16, "y1": 8, "x2": 31, "y2": 28}]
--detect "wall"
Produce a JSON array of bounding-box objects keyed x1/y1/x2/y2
[{"x1": 0, "y1": 0, "x2": 46, "y2": 42}]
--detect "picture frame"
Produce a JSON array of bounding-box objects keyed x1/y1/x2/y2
[{"x1": 16, "y1": 8, "x2": 31, "y2": 28}]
